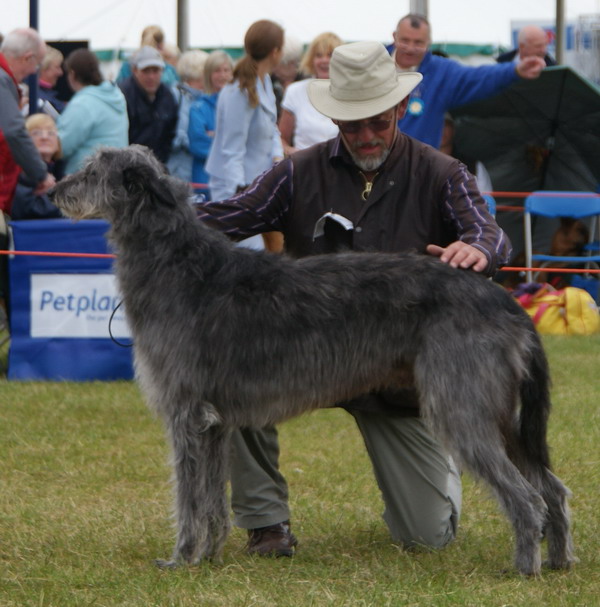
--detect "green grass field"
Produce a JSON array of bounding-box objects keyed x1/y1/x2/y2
[{"x1": 1, "y1": 335, "x2": 599, "y2": 607}]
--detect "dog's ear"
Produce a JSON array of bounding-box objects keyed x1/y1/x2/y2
[
  {"x1": 122, "y1": 164, "x2": 178, "y2": 208},
  {"x1": 122, "y1": 165, "x2": 147, "y2": 198}
]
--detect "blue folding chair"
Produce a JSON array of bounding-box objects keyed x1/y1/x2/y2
[
  {"x1": 481, "y1": 194, "x2": 496, "y2": 216},
  {"x1": 524, "y1": 191, "x2": 600, "y2": 286}
]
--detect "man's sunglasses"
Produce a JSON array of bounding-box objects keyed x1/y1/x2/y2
[{"x1": 336, "y1": 118, "x2": 394, "y2": 134}]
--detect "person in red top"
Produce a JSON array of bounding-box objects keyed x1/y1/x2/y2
[
  {"x1": 0, "y1": 28, "x2": 56, "y2": 310},
  {"x1": 0, "y1": 28, "x2": 55, "y2": 215}
]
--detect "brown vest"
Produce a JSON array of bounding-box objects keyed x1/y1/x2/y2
[{"x1": 285, "y1": 133, "x2": 461, "y2": 258}]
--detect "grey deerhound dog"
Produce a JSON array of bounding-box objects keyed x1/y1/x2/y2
[{"x1": 51, "y1": 145, "x2": 574, "y2": 576}]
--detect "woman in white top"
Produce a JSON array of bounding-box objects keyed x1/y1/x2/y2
[{"x1": 279, "y1": 32, "x2": 343, "y2": 156}]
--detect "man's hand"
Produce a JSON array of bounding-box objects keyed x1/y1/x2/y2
[
  {"x1": 426, "y1": 242, "x2": 488, "y2": 273},
  {"x1": 516, "y1": 56, "x2": 545, "y2": 79},
  {"x1": 34, "y1": 173, "x2": 57, "y2": 196}
]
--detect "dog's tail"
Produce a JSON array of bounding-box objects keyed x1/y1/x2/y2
[{"x1": 519, "y1": 331, "x2": 552, "y2": 469}]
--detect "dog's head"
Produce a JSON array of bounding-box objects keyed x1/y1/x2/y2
[{"x1": 50, "y1": 145, "x2": 192, "y2": 223}]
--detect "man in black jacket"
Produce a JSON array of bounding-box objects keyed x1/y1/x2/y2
[
  {"x1": 119, "y1": 46, "x2": 178, "y2": 164},
  {"x1": 497, "y1": 25, "x2": 557, "y2": 67}
]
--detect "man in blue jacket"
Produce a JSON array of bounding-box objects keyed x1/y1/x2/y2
[{"x1": 389, "y1": 14, "x2": 545, "y2": 148}]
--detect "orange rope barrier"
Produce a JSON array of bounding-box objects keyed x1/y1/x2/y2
[
  {"x1": 503, "y1": 266, "x2": 600, "y2": 274},
  {"x1": 1, "y1": 251, "x2": 598, "y2": 275},
  {"x1": 0, "y1": 250, "x2": 115, "y2": 259},
  {"x1": 483, "y1": 191, "x2": 529, "y2": 198},
  {"x1": 496, "y1": 205, "x2": 525, "y2": 212}
]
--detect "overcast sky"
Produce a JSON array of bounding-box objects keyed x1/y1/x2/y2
[{"x1": 3, "y1": 0, "x2": 600, "y2": 49}]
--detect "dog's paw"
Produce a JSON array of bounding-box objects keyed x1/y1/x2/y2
[
  {"x1": 155, "y1": 558, "x2": 181, "y2": 569},
  {"x1": 206, "y1": 553, "x2": 223, "y2": 565},
  {"x1": 543, "y1": 555, "x2": 579, "y2": 570}
]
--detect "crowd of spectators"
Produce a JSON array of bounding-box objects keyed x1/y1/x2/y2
[
  {"x1": 0, "y1": 17, "x2": 553, "y2": 220},
  {"x1": 0, "y1": 16, "x2": 555, "y2": 321}
]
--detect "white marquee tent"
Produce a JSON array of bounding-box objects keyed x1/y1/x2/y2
[{"x1": 5, "y1": 0, "x2": 600, "y2": 52}]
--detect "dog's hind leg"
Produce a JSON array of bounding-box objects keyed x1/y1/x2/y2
[
  {"x1": 515, "y1": 342, "x2": 575, "y2": 570},
  {"x1": 496, "y1": 444, "x2": 574, "y2": 572},
  {"x1": 509, "y1": 460, "x2": 574, "y2": 570},
  {"x1": 156, "y1": 407, "x2": 231, "y2": 568},
  {"x1": 539, "y1": 470, "x2": 575, "y2": 569},
  {"x1": 507, "y1": 451, "x2": 574, "y2": 571},
  {"x1": 466, "y1": 447, "x2": 547, "y2": 576},
  {"x1": 415, "y1": 343, "x2": 547, "y2": 575}
]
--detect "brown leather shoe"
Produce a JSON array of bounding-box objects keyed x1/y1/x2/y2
[{"x1": 246, "y1": 521, "x2": 298, "y2": 557}]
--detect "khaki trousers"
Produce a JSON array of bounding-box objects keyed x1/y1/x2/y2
[{"x1": 229, "y1": 411, "x2": 461, "y2": 549}]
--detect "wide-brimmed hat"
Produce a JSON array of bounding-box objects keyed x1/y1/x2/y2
[
  {"x1": 308, "y1": 41, "x2": 422, "y2": 121},
  {"x1": 132, "y1": 46, "x2": 165, "y2": 70}
]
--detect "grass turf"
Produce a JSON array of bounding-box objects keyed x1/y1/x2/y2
[{"x1": 0, "y1": 335, "x2": 598, "y2": 606}]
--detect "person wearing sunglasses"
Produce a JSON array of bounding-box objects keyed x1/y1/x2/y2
[{"x1": 194, "y1": 41, "x2": 511, "y2": 557}]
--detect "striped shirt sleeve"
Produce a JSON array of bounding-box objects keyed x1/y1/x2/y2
[
  {"x1": 442, "y1": 163, "x2": 512, "y2": 273},
  {"x1": 194, "y1": 159, "x2": 294, "y2": 241}
]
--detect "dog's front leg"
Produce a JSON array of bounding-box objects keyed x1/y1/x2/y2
[{"x1": 155, "y1": 410, "x2": 231, "y2": 568}]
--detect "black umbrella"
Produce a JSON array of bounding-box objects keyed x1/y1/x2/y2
[
  {"x1": 451, "y1": 66, "x2": 600, "y2": 255},
  {"x1": 452, "y1": 66, "x2": 600, "y2": 193}
]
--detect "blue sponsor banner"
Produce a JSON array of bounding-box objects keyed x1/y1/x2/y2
[{"x1": 8, "y1": 219, "x2": 134, "y2": 381}]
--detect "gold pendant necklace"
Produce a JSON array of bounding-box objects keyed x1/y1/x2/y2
[{"x1": 360, "y1": 172, "x2": 378, "y2": 201}]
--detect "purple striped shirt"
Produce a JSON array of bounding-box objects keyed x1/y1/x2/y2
[{"x1": 195, "y1": 132, "x2": 511, "y2": 275}]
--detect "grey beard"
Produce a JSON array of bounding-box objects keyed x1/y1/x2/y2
[{"x1": 349, "y1": 146, "x2": 391, "y2": 172}]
